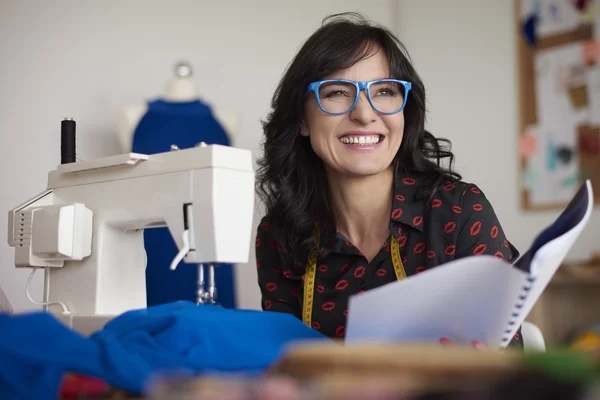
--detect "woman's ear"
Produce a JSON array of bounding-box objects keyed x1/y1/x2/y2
[{"x1": 299, "y1": 120, "x2": 310, "y2": 137}]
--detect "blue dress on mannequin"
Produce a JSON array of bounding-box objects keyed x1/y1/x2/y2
[{"x1": 131, "y1": 99, "x2": 236, "y2": 309}]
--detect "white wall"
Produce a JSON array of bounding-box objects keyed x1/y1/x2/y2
[
  {"x1": 0, "y1": 0, "x2": 395, "y2": 312},
  {"x1": 395, "y1": 0, "x2": 599, "y2": 261}
]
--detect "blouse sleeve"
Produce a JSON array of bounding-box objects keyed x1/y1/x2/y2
[
  {"x1": 456, "y1": 184, "x2": 524, "y2": 350},
  {"x1": 255, "y1": 218, "x2": 301, "y2": 317}
]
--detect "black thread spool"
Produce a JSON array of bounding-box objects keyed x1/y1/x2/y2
[{"x1": 61, "y1": 118, "x2": 76, "y2": 164}]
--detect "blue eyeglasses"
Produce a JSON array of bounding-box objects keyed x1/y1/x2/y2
[{"x1": 305, "y1": 79, "x2": 412, "y2": 115}]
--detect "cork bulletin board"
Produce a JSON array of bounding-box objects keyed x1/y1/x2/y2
[{"x1": 516, "y1": 0, "x2": 600, "y2": 210}]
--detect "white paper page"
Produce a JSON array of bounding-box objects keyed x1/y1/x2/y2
[
  {"x1": 527, "y1": 122, "x2": 579, "y2": 206},
  {"x1": 345, "y1": 255, "x2": 527, "y2": 347},
  {"x1": 538, "y1": 3, "x2": 581, "y2": 38},
  {"x1": 502, "y1": 181, "x2": 594, "y2": 342},
  {"x1": 520, "y1": 0, "x2": 582, "y2": 38},
  {"x1": 528, "y1": 43, "x2": 581, "y2": 206}
]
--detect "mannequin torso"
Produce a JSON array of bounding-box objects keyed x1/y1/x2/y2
[
  {"x1": 122, "y1": 65, "x2": 240, "y2": 308},
  {"x1": 116, "y1": 75, "x2": 240, "y2": 153}
]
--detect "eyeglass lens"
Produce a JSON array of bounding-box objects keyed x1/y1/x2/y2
[{"x1": 317, "y1": 81, "x2": 405, "y2": 114}]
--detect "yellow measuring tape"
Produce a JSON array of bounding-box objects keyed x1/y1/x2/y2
[{"x1": 302, "y1": 226, "x2": 406, "y2": 327}]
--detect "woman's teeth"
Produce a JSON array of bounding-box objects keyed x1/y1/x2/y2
[{"x1": 339, "y1": 135, "x2": 381, "y2": 145}]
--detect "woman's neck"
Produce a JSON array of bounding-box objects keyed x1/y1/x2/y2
[{"x1": 327, "y1": 167, "x2": 394, "y2": 245}]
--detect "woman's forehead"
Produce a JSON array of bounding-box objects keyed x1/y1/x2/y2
[{"x1": 321, "y1": 49, "x2": 391, "y2": 82}]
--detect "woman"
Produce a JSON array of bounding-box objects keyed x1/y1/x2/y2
[{"x1": 255, "y1": 13, "x2": 522, "y2": 349}]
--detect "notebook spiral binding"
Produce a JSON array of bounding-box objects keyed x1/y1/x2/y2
[{"x1": 501, "y1": 275, "x2": 537, "y2": 344}]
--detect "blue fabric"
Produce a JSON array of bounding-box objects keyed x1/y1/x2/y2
[
  {"x1": 0, "y1": 302, "x2": 328, "y2": 399},
  {"x1": 131, "y1": 99, "x2": 236, "y2": 308}
]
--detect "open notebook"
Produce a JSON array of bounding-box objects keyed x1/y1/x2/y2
[{"x1": 346, "y1": 180, "x2": 594, "y2": 349}]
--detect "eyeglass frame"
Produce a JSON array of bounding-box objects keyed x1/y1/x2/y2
[{"x1": 305, "y1": 79, "x2": 412, "y2": 115}]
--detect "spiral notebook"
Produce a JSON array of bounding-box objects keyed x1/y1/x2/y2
[{"x1": 345, "y1": 180, "x2": 594, "y2": 349}]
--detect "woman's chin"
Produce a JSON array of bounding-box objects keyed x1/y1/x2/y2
[{"x1": 333, "y1": 163, "x2": 392, "y2": 178}]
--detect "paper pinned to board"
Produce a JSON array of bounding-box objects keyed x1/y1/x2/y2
[
  {"x1": 529, "y1": 41, "x2": 586, "y2": 206},
  {"x1": 586, "y1": 67, "x2": 600, "y2": 126},
  {"x1": 567, "y1": 64, "x2": 589, "y2": 109},
  {"x1": 576, "y1": 1, "x2": 598, "y2": 24},
  {"x1": 520, "y1": 127, "x2": 539, "y2": 157},
  {"x1": 522, "y1": 163, "x2": 540, "y2": 191},
  {"x1": 571, "y1": 0, "x2": 591, "y2": 12},
  {"x1": 578, "y1": 123, "x2": 600, "y2": 154},
  {"x1": 582, "y1": 39, "x2": 600, "y2": 67},
  {"x1": 521, "y1": 0, "x2": 580, "y2": 39},
  {"x1": 345, "y1": 181, "x2": 594, "y2": 349}
]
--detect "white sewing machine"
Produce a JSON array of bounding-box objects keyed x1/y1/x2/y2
[{"x1": 6, "y1": 124, "x2": 255, "y2": 335}]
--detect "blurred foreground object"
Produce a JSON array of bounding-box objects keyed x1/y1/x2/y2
[{"x1": 146, "y1": 343, "x2": 600, "y2": 399}]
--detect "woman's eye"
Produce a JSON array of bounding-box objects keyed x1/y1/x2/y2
[
  {"x1": 323, "y1": 89, "x2": 349, "y2": 97},
  {"x1": 320, "y1": 83, "x2": 355, "y2": 98},
  {"x1": 376, "y1": 87, "x2": 397, "y2": 96}
]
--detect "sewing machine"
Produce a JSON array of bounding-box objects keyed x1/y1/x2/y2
[{"x1": 6, "y1": 120, "x2": 255, "y2": 335}]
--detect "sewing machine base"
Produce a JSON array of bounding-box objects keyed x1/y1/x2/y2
[{"x1": 55, "y1": 313, "x2": 115, "y2": 336}]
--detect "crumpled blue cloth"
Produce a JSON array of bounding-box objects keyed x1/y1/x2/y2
[{"x1": 0, "y1": 302, "x2": 328, "y2": 399}]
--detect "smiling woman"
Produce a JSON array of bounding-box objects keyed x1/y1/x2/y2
[{"x1": 255, "y1": 12, "x2": 523, "y2": 349}]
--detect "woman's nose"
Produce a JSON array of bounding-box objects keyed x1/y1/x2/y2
[{"x1": 349, "y1": 92, "x2": 377, "y2": 124}]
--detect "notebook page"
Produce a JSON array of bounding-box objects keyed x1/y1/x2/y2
[
  {"x1": 498, "y1": 181, "x2": 593, "y2": 345},
  {"x1": 345, "y1": 255, "x2": 527, "y2": 347}
]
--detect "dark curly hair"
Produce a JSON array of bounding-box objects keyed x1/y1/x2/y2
[{"x1": 256, "y1": 12, "x2": 461, "y2": 273}]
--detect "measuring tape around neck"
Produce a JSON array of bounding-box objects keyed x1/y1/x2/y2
[{"x1": 302, "y1": 228, "x2": 406, "y2": 327}]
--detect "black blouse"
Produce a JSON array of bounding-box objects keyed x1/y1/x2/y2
[{"x1": 256, "y1": 172, "x2": 523, "y2": 348}]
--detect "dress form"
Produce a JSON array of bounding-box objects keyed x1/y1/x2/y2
[
  {"x1": 116, "y1": 62, "x2": 240, "y2": 153},
  {"x1": 123, "y1": 62, "x2": 239, "y2": 308}
]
